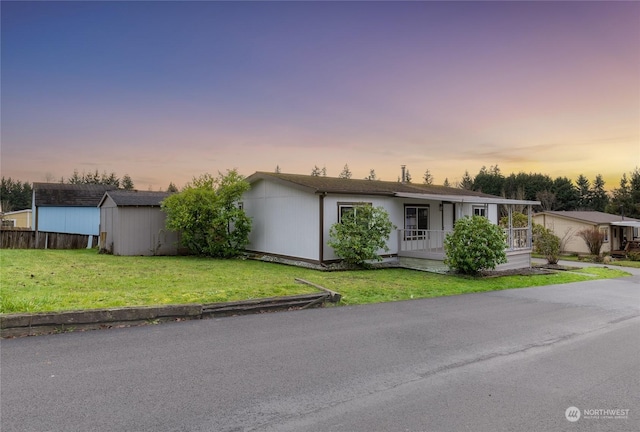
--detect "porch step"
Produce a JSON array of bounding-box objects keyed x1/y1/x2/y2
[{"x1": 398, "y1": 257, "x2": 450, "y2": 274}]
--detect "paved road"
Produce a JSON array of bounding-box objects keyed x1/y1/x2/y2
[{"x1": 2, "y1": 266, "x2": 639, "y2": 432}]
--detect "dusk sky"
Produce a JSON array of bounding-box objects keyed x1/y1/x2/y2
[{"x1": 2, "y1": 1, "x2": 639, "y2": 190}]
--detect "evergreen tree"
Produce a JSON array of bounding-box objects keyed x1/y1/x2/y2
[
  {"x1": 472, "y1": 165, "x2": 504, "y2": 196},
  {"x1": 275, "y1": 165, "x2": 281, "y2": 173},
  {"x1": 121, "y1": 174, "x2": 135, "y2": 190},
  {"x1": 576, "y1": 174, "x2": 591, "y2": 210},
  {"x1": 423, "y1": 169, "x2": 434, "y2": 185},
  {"x1": 311, "y1": 165, "x2": 322, "y2": 176},
  {"x1": 365, "y1": 169, "x2": 377, "y2": 181},
  {"x1": 607, "y1": 168, "x2": 640, "y2": 219},
  {"x1": 0, "y1": 178, "x2": 32, "y2": 211},
  {"x1": 167, "y1": 182, "x2": 179, "y2": 193},
  {"x1": 443, "y1": 178, "x2": 451, "y2": 188},
  {"x1": 552, "y1": 176, "x2": 579, "y2": 210},
  {"x1": 339, "y1": 164, "x2": 352, "y2": 179},
  {"x1": 321, "y1": 166, "x2": 327, "y2": 176},
  {"x1": 589, "y1": 174, "x2": 609, "y2": 212},
  {"x1": 458, "y1": 170, "x2": 474, "y2": 190}
]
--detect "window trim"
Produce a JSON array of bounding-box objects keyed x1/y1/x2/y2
[
  {"x1": 337, "y1": 202, "x2": 371, "y2": 223},
  {"x1": 1, "y1": 219, "x2": 16, "y2": 228},
  {"x1": 404, "y1": 204, "x2": 430, "y2": 239},
  {"x1": 473, "y1": 206, "x2": 487, "y2": 217}
]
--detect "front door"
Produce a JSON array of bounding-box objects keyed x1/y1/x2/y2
[{"x1": 442, "y1": 203, "x2": 454, "y2": 231}]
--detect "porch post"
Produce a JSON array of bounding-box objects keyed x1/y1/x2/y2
[
  {"x1": 508, "y1": 205, "x2": 513, "y2": 250},
  {"x1": 527, "y1": 204, "x2": 532, "y2": 248}
]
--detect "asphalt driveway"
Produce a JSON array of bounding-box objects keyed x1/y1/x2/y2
[{"x1": 1, "y1": 264, "x2": 639, "y2": 432}]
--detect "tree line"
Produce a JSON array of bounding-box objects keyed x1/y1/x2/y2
[
  {"x1": 460, "y1": 165, "x2": 639, "y2": 219},
  {"x1": 4, "y1": 165, "x2": 639, "y2": 220}
]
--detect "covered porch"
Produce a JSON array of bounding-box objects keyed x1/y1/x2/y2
[{"x1": 394, "y1": 193, "x2": 539, "y2": 270}]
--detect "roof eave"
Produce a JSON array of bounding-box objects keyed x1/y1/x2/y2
[{"x1": 395, "y1": 192, "x2": 540, "y2": 205}]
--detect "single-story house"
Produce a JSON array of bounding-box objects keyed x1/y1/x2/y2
[
  {"x1": 1, "y1": 209, "x2": 32, "y2": 229},
  {"x1": 242, "y1": 172, "x2": 540, "y2": 270},
  {"x1": 98, "y1": 190, "x2": 180, "y2": 256},
  {"x1": 32, "y1": 183, "x2": 117, "y2": 236},
  {"x1": 533, "y1": 211, "x2": 640, "y2": 255}
]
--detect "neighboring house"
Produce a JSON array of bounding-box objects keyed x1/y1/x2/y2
[
  {"x1": 32, "y1": 183, "x2": 117, "y2": 236},
  {"x1": 242, "y1": 172, "x2": 540, "y2": 270},
  {"x1": 533, "y1": 211, "x2": 640, "y2": 255},
  {"x1": 1, "y1": 209, "x2": 32, "y2": 229},
  {"x1": 98, "y1": 190, "x2": 180, "y2": 256}
]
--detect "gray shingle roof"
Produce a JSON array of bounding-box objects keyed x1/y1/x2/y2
[
  {"x1": 537, "y1": 211, "x2": 638, "y2": 225},
  {"x1": 102, "y1": 190, "x2": 173, "y2": 207},
  {"x1": 34, "y1": 183, "x2": 117, "y2": 207},
  {"x1": 247, "y1": 172, "x2": 500, "y2": 198}
]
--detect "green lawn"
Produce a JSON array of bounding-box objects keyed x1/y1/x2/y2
[
  {"x1": 533, "y1": 253, "x2": 640, "y2": 269},
  {"x1": 0, "y1": 249, "x2": 631, "y2": 314}
]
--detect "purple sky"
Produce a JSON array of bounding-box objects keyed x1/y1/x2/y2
[{"x1": 2, "y1": 1, "x2": 639, "y2": 190}]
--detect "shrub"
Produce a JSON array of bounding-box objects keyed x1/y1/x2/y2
[
  {"x1": 444, "y1": 216, "x2": 507, "y2": 275},
  {"x1": 532, "y1": 224, "x2": 560, "y2": 264},
  {"x1": 499, "y1": 212, "x2": 528, "y2": 228},
  {"x1": 328, "y1": 205, "x2": 395, "y2": 267},
  {"x1": 577, "y1": 227, "x2": 605, "y2": 256},
  {"x1": 627, "y1": 251, "x2": 640, "y2": 262},
  {"x1": 161, "y1": 170, "x2": 251, "y2": 258}
]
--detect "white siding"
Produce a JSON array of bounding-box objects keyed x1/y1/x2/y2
[
  {"x1": 243, "y1": 180, "x2": 319, "y2": 261},
  {"x1": 322, "y1": 196, "x2": 447, "y2": 261},
  {"x1": 496, "y1": 250, "x2": 532, "y2": 271},
  {"x1": 322, "y1": 195, "x2": 402, "y2": 261},
  {"x1": 456, "y1": 203, "x2": 498, "y2": 223}
]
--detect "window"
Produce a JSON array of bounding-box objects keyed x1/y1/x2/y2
[
  {"x1": 1, "y1": 219, "x2": 15, "y2": 228},
  {"x1": 473, "y1": 206, "x2": 486, "y2": 217},
  {"x1": 601, "y1": 228, "x2": 609, "y2": 243},
  {"x1": 404, "y1": 205, "x2": 429, "y2": 238},
  {"x1": 338, "y1": 202, "x2": 371, "y2": 223}
]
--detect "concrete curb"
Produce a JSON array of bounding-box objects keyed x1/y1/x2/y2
[{"x1": 1, "y1": 292, "x2": 338, "y2": 338}]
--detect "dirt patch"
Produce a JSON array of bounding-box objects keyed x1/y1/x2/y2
[{"x1": 479, "y1": 266, "x2": 558, "y2": 278}]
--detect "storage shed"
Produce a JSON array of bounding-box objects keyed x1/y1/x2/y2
[{"x1": 98, "y1": 190, "x2": 180, "y2": 256}]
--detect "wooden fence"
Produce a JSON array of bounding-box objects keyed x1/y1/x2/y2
[{"x1": 0, "y1": 230, "x2": 98, "y2": 250}]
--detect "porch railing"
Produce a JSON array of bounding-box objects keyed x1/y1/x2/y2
[
  {"x1": 398, "y1": 229, "x2": 450, "y2": 259},
  {"x1": 398, "y1": 227, "x2": 532, "y2": 258},
  {"x1": 503, "y1": 227, "x2": 531, "y2": 250}
]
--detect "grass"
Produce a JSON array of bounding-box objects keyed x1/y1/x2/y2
[
  {"x1": 0, "y1": 249, "x2": 631, "y2": 314},
  {"x1": 533, "y1": 253, "x2": 640, "y2": 269}
]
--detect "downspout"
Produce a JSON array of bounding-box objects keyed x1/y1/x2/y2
[{"x1": 319, "y1": 193, "x2": 326, "y2": 266}]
